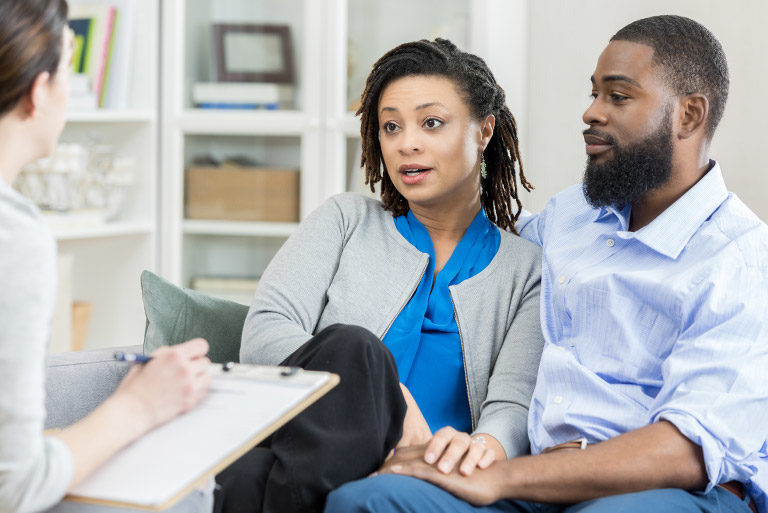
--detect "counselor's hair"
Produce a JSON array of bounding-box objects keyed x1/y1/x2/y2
[
  {"x1": 357, "y1": 38, "x2": 532, "y2": 233},
  {"x1": 0, "y1": 0, "x2": 69, "y2": 116},
  {"x1": 611, "y1": 15, "x2": 729, "y2": 138}
]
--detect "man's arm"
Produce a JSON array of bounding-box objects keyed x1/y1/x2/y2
[{"x1": 382, "y1": 420, "x2": 706, "y2": 506}]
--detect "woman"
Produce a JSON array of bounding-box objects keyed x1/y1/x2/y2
[
  {"x1": 0, "y1": 2, "x2": 211, "y2": 512},
  {"x1": 227, "y1": 38, "x2": 545, "y2": 512}
]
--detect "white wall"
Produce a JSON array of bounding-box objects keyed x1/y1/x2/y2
[{"x1": 519, "y1": 0, "x2": 768, "y2": 220}]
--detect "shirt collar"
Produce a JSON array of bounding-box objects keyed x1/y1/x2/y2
[{"x1": 608, "y1": 161, "x2": 729, "y2": 259}]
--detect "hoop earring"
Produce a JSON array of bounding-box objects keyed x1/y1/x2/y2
[{"x1": 480, "y1": 155, "x2": 487, "y2": 180}]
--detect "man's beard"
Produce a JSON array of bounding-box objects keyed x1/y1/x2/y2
[{"x1": 582, "y1": 112, "x2": 674, "y2": 209}]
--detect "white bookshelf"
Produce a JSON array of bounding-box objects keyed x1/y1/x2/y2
[
  {"x1": 50, "y1": 0, "x2": 160, "y2": 351},
  {"x1": 161, "y1": 0, "x2": 322, "y2": 288}
]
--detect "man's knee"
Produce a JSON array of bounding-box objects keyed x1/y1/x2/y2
[
  {"x1": 567, "y1": 489, "x2": 715, "y2": 513},
  {"x1": 325, "y1": 475, "x2": 428, "y2": 513}
]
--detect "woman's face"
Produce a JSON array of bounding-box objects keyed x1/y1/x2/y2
[
  {"x1": 36, "y1": 28, "x2": 73, "y2": 157},
  {"x1": 377, "y1": 75, "x2": 489, "y2": 212}
]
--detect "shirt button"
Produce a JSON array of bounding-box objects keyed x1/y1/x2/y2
[
  {"x1": 569, "y1": 340, "x2": 575, "y2": 347},
  {"x1": 558, "y1": 276, "x2": 566, "y2": 284},
  {"x1": 606, "y1": 238, "x2": 615, "y2": 247},
  {"x1": 554, "y1": 396, "x2": 563, "y2": 404}
]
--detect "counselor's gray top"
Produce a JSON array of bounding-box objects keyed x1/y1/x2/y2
[
  {"x1": 241, "y1": 193, "x2": 545, "y2": 457},
  {"x1": 0, "y1": 182, "x2": 73, "y2": 513}
]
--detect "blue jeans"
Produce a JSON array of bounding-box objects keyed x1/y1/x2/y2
[{"x1": 325, "y1": 474, "x2": 753, "y2": 513}]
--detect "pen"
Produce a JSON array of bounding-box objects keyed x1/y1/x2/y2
[{"x1": 114, "y1": 351, "x2": 152, "y2": 363}]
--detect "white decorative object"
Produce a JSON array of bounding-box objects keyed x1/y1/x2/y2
[{"x1": 14, "y1": 141, "x2": 135, "y2": 223}]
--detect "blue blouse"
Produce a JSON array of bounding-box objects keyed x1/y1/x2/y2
[{"x1": 383, "y1": 208, "x2": 500, "y2": 433}]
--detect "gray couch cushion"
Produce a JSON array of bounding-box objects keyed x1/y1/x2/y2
[
  {"x1": 140, "y1": 270, "x2": 247, "y2": 364},
  {"x1": 44, "y1": 345, "x2": 139, "y2": 429}
]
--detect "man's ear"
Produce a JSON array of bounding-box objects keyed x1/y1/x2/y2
[
  {"x1": 678, "y1": 94, "x2": 708, "y2": 139},
  {"x1": 479, "y1": 114, "x2": 496, "y2": 148},
  {"x1": 21, "y1": 71, "x2": 52, "y2": 119}
]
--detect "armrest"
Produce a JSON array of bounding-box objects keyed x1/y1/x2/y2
[{"x1": 44, "y1": 345, "x2": 141, "y2": 429}]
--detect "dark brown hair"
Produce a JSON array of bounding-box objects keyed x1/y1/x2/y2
[
  {"x1": 0, "y1": 0, "x2": 69, "y2": 116},
  {"x1": 357, "y1": 38, "x2": 532, "y2": 233}
]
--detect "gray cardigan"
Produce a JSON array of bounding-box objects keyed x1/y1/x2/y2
[{"x1": 241, "y1": 193, "x2": 545, "y2": 457}]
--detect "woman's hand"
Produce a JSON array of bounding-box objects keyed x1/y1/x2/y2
[
  {"x1": 395, "y1": 383, "x2": 432, "y2": 450},
  {"x1": 424, "y1": 426, "x2": 501, "y2": 476},
  {"x1": 114, "y1": 338, "x2": 211, "y2": 431}
]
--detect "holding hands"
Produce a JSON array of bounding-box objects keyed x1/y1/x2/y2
[
  {"x1": 423, "y1": 426, "x2": 497, "y2": 476},
  {"x1": 387, "y1": 383, "x2": 502, "y2": 487},
  {"x1": 376, "y1": 442, "x2": 505, "y2": 506}
]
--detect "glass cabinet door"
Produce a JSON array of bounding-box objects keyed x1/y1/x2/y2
[{"x1": 183, "y1": 0, "x2": 306, "y2": 111}]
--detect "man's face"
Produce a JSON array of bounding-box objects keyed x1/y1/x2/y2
[{"x1": 581, "y1": 40, "x2": 677, "y2": 208}]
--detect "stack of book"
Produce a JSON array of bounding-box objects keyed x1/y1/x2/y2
[
  {"x1": 192, "y1": 82, "x2": 294, "y2": 110},
  {"x1": 68, "y1": 0, "x2": 135, "y2": 109}
]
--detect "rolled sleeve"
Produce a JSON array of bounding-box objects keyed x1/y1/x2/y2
[{"x1": 650, "y1": 261, "x2": 768, "y2": 493}]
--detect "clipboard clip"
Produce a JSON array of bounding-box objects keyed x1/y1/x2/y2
[{"x1": 218, "y1": 362, "x2": 301, "y2": 377}]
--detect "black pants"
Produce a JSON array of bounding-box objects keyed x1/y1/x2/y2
[{"x1": 213, "y1": 324, "x2": 407, "y2": 513}]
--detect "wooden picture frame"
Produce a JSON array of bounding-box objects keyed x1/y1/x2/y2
[{"x1": 213, "y1": 23, "x2": 295, "y2": 83}]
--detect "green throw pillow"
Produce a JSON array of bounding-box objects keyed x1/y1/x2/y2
[{"x1": 140, "y1": 270, "x2": 248, "y2": 363}]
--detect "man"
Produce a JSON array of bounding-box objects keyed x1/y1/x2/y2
[{"x1": 324, "y1": 15, "x2": 768, "y2": 513}]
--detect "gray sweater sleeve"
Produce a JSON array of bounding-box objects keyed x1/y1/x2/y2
[
  {"x1": 473, "y1": 259, "x2": 544, "y2": 458},
  {"x1": 240, "y1": 196, "x2": 348, "y2": 365},
  {"x1": 0, "y1": 186, "x2": 73, "y2": 513}
]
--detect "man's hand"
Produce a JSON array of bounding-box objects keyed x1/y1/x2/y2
[
  {"x1": 384, "y1": 421, "x2": 708, "y2": 506},
  {"x1": 378, "y1": 445, "x2": 504, "y2": 506}
]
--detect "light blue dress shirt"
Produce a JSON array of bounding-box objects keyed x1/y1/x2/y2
[
  {"x1": 384, "y1": 208, "x2": 500, "y2": 433},
  {"x1": 519, "y1": 162, "x2": 768, "y2": 513}
]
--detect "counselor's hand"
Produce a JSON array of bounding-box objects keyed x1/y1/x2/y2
[
  {"x1": 114, "y1": 338, "x2": 211, "y2": 430},
  {"x1": 378, "y1": 444, "x2": 505, "y2": 506}
]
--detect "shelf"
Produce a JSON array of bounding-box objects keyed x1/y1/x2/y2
[
  {"x1": 49, "y1": 220, "x2": 154, "y2": 241},
  {"x1": 66, "y1": 110, "x2": 156, "y2": 123},
  {"x1": 341, "y1": 112, "x2": 361, "y2": 138},
  {"x1": 177, "y1": 110, "x2": 307, "y2": 136},
  {"x1": 183, "y1": 219, "x2": 299, "y2": 237}
]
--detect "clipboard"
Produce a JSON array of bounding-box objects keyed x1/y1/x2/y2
[{"x1": 64, "y1": 364, "x2": 339, "y2": 511}]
